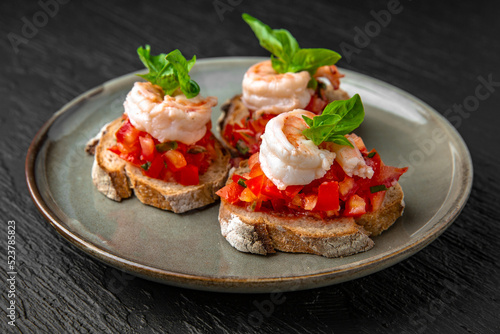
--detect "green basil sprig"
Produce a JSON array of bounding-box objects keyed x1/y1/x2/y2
[
  {"x1": 302, "y1": 94, "x2": 364, "y2": 147},
  {"x1": 136, "y1": 45, "x2": 200, "y2": 98},
  {"x1": 242, "y1": 13, "x2": 341, "y2": 87}
]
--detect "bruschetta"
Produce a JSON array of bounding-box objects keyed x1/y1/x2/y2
[
  {"x1": 216, "y1": 95, "x2": 408, "y2": 257},
  {"x1": 86, "y1": 46, "x2": 230, "y2": 213}
]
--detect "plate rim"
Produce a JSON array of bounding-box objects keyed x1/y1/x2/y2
[{"x1": 25, "y1": 56, "x2": 473, "y2": 293}]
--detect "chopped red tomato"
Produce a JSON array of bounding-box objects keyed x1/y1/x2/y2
[
  {"x1": 248, "y1": 153, "x2": 260, "y2": 169},
  {"x1": 261, "y1": 178, "x2": 283, "y2": 199},
  {"x1": 245, "y1": 174, "x2": 265, "y2": 197},
  {"x1": 239, "y1": 187, "x2": 256, "y2": 202},
  {"x1": 107, "y1": 117, "x2": 216, "y2": 186},
  {"x1": 139, "y1": 135, "x2": 155, "y2": 161},
  {"x1": 216, "y1": 182, "x2": 244, "y2": 204},
  {"x1": 116, "y1": 120, "x2": 141, "y2": 148},
  {"x1": 344, "y1": 194, "x2": 367, "y2": 216},
  {"x1": 174, "y1": 165, "x2": 199, "y2": 186},
  {"x1": 142, "y1": 155, "x2": 164, "y2": 179},
  {"x1": 314, "y1": 181, "x2": 340, "y2": 212},
  {"x1": 164, "y1": 150, "x2": 187, "y2": 171},
  {"x1": 369, "y1": 190, "x2": 386, "y2": 212}
]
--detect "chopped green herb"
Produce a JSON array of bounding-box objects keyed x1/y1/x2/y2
[
  {"x1": 236, "y1": 140, "x2": 249, "y2": 155},
  {"x1": 156, "y1": 141, "x2": 178, "y2": 152},
  {"x1": 250, "y1": 201, "x2": 257, "y2": 211},
  {"x1": 367, "y1": 152, "x2": 377, "y2": 158},
  {"x1": 237, "y1": 179, "x2": 247, "y2": 188},
  {"x1": 187, "y1": 145, "x2": 207, "y2": 154},
  {"x1": 370, "y1": 185, "x2": 388, "y2": 193},
  {"x1": 141, "y1": 162, "x2": 151, "y2": 171},
  {"x1": 302, "y1": 94, "x2": 364, "y2": 147}
]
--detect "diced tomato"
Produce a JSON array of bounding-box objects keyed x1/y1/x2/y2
[
  {"x1": 270, "y1": 198, "x2": 287, "y2": 212},
  {"x1": 304, "y1": 94, "x2": 327, "y2": 114},
  {"x1": 303, "y1": 194, "x2": 318, "y2": 211},
  {"x1": 261, "y1": 178, "x2": 283, "y2": 199},
  {"x1": 249, "y1": 162, "x2": 264, "y2": 178},
  {"x1": 174, "y1": 164, "x2": 199, "y2": 186},
  {"x1": 369, "y1": 190, "x2": 386, "y2": 212},
  {"x1": 139, "y1": 135, "x2": 155, "y2": 161},
  {"x1": 248, "y1": 153, "x2": 260, "y2": 169},
  {"x1": 116, "y1": 120, "x2": 141, "y2": 147},
  {"x1": 163, "y1": 150, "x2": 187, "y2": 171},
  {"x1": 367, "y1": 149, "x2": 408, "y2": 188},
  {"x1": 108, "y1": 117, "x2": 217, "y2": 186},
  {"x1": 344, "y1": 195, "x2": 367, "y2": 216},
  {"x1": 245, "y1": 174, "x2": 265, "y2": 197},
  {"x1": 143, "y1": 155, "x2": 164, "y2": 179},
  {"x1": 283, "y1": 185, "x2": 303, "y2": 200},
  {"x1": 239, "y1": 187, "x2": 256, "y2": 202},
  {"x1": 216, "y1": 182, "x2": 244, "y2": 204},
  {"x1": 339, "y1": 176, "x2": 357, "y2": 200},
  {"x1": 231, "y1": 174, "x2": 247, "y2": 184},
  {"x1": 314, "y1": 181, "x2": 340, "y2": 212}
]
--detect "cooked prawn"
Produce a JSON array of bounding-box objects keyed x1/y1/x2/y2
[
  {"x1": 322, "y1": 134, "x2": 374, "y2": 179},
  {"x1": 259, "y1": 109, "x2": 336, "y2": 190},
  {"x1": 124, "y1": 82, "x2": 217, "y2": 145},
  {"x1": 241, "y1": 60, "x2": 312, "y2": 116},
  {"x1": 314, "y1": 65, "x2": 343, "y2": 90}
]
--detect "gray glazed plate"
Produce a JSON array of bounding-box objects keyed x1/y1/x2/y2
[{"x1": 26, "y1": 57, "x2": 473, "y2": 293}]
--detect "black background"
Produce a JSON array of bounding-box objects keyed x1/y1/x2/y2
[{"x1": 2, "y1": 0, "x2": 500, "y2": 333}]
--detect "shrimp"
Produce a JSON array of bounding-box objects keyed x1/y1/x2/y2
[
  {"x1": 314, "y1": 65, "x2": 343, "y2": 90},
  {"x1": 323, "y1": 134, "x2": 374, "y2": 179},
  {"x1": 259, "y1": 109, "x2": 336, "y2": 190},
  {"x1": 241, "y1": 60, "x2": 312, "y2": 117},
  {"x1": 124, "y1": 82, "x2": 217, "y2": 145}
]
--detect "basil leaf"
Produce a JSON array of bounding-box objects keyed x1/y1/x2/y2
[
  {"x1": 136, "y1": 45, "x2": 200, "y2": 98},
  {"x1": 242, "y1": 14, "x2": 341, "y2": 75},
  {"x1": 166, "y1": 49, "x2": 200, "y2": 99},
  {"x1": 322, "y1": 94, "x2": 364, "y2": 135},
  {"x1": 242, "y1": 14, "x2": 284, "y2": 60},
  {"x1": 302, "y1": 94, "x2": 364, "y2": 146},
  {"x1": 327, "y1": 134, "x2": 354, "y2": 147},
  {"x1": 290, "y1": 48, "x2": 342, "y2": 74}
]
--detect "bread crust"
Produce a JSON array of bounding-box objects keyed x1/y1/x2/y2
[
  {"x1": 86, "y1": 117, "x2": 231, "y2": 213},
  {"x1": 218, "y1": 165, "x2": 405, "y2": 258}
]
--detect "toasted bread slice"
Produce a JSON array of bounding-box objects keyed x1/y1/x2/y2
[
  {"x1": 218, "y1": 165, "x2": 404, "y2": 258},
  {"x1": 86, "y1": 117, "x2": 231, "y2": 213},
  {"x1": 217, "y1": 88, "x2": 350, "y2": 156}
]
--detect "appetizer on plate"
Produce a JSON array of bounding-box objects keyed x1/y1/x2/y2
[
  {"x1": 217, "y1": 95, "x2": 408, "y2": 257},
  {"x1": 219, "y1": 14, "x2": 350, "y2": 158},
  {"x1": 86, "y1": 46, "x2": 230, "y2": 213}
]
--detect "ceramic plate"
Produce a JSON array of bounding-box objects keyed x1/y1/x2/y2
[{"x1": 26, "y1": 57, "x2": 472, "y2": 293}]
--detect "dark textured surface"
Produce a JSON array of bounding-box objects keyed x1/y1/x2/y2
[{"x1": 2, "y1": 0, "x2": 500, "y2": 333}]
